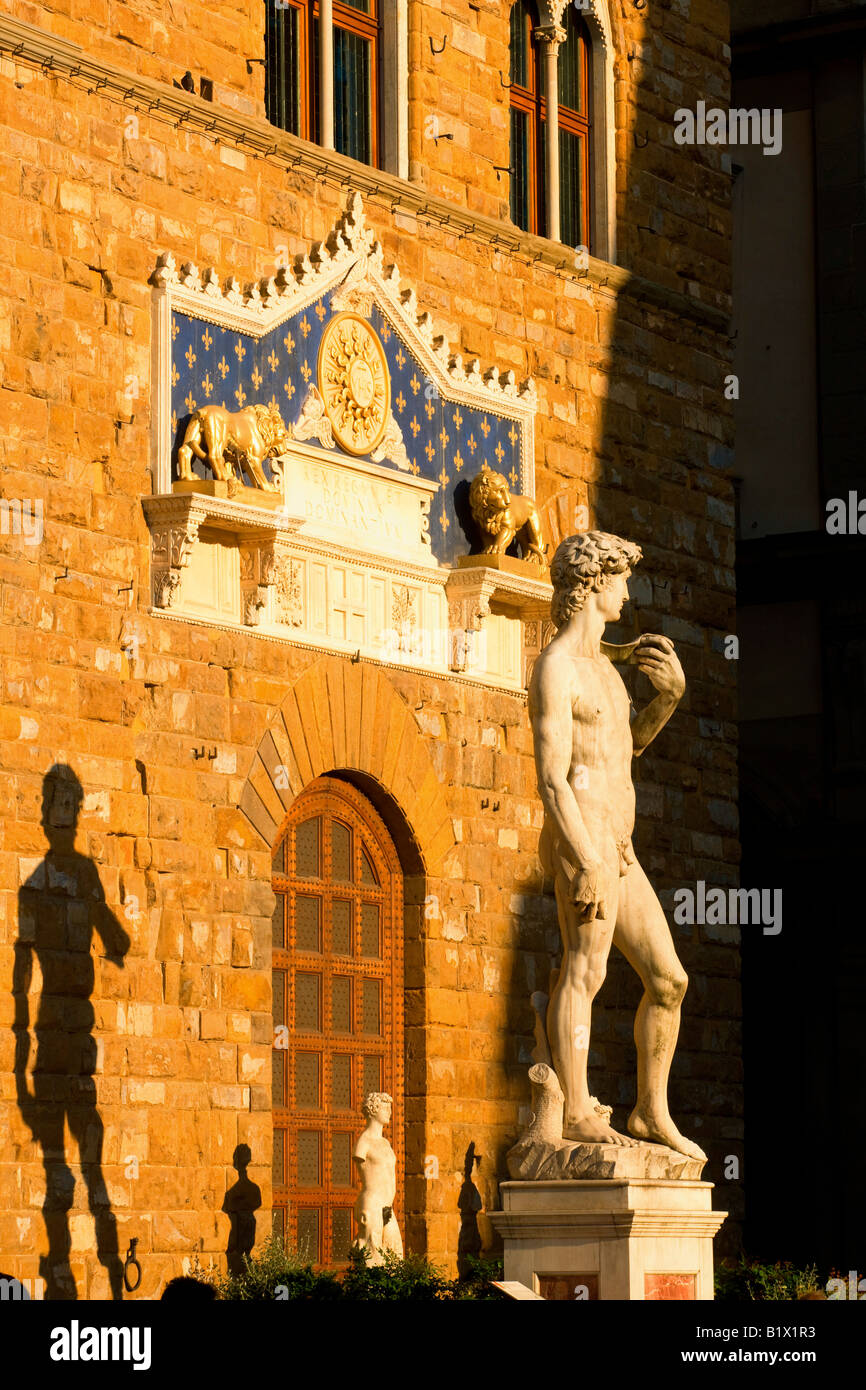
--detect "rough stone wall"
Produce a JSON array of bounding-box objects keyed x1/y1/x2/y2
[{"x1": 0, "y1": 0, "x2": 740, "y2": 1293}]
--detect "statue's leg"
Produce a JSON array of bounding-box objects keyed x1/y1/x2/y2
[
  {"x1": 382, "y1": 1214, "x2": 403, "y2": 1259},
  {"x1": 355, "y1": 1205, "x2": 385, "y2": 1266},
  {"x1": 612, "y1": 858, "x2": 706, "y2": 1160},
  {"x1": 548, "y1": 848, "x2": 636, "y2": 1146},
  {"x1": 205, "y1": 422, "x2": 228, "y2": 481}
]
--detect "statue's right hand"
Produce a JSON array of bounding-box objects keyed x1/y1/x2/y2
[{"x1": 570, "y1": 861, "x2": 608, "y2": 921}]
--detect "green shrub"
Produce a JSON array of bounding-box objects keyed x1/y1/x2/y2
[
  {"x1": 715, "y1": 1255, "x2": 823, "y2": 1301},
  {"x1": 196, "y1": 1237, "x2": 506, "y2": 1300},
  {"x1": 454, "y1": 1254, "x2": 506, "y2": 1300},
  {"x1": 341, "y1": 1248, "x2": 453, "y2": 1301}
]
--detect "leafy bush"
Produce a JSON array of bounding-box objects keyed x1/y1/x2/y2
[
  {"x1": 715, "y1": 1255, "x2": 823, "y2": 1301},
  {"x1": 341, "y1": 1249, "x2": 453, "y2": 1301},
  {"x1": 194, "y1": 1237, "x2": 506, "y2": 1300}
]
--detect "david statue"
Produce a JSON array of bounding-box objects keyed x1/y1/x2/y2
[{"x1": 526, "y1": 531, "x2": 705, "y2": 1165}]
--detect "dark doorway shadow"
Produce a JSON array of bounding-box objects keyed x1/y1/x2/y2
[
  {"x1": 222, "y1": 1143, "x2": 262, "y2": 1276},
  {"x1": 457, "y1": 1142, "x2": 484, "y2": 1278},
  {"x1": 13, "y1": 764, "x2": 130, "y2": 1301}
]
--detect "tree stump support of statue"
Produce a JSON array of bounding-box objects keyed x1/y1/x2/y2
[{"x1": 489, "y1": 533, "x2": 726, "y2": 1301}]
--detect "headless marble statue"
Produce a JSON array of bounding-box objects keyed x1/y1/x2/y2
[
  {"x1": 352, "y1": 1092, "x2": 403, "y2": 1266},
  {"x1": 520, "y1": 531, "x2": 706, "y2": 1174}
]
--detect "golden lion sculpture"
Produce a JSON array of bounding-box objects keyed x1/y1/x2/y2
[
  {"x1": 468, "y1": 462, "x2": 548, "y2": 567},
  {"x1": 176, "y1": 403, "x2": 289, "y2": 491}
]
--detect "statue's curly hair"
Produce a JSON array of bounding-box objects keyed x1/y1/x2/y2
[
  {"x1": 550, "y1": 531, "x2": 642, "y2": 629},
  {"x1": 362, "y1": 1091, "x2": 393, "y2": 1119}
]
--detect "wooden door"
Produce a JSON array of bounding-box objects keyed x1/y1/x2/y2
[{"x1": 271, "y1": 776, "x2": 404, "y2": 1265}]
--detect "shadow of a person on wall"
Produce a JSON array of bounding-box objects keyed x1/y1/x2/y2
[
  {"x1": 13, "y1": 764, "x2": 130, "y2": 1301},
  {"x1": 457, "y1": 1141, "x2": 484, "y2": 1280},
  {"x1": 222, "y1": 1144, "x2": 262, "y2": 1277}
]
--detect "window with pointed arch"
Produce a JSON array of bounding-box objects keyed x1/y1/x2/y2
[
  {"x1": 270, "y1": 776, "x2": 404, "y2": 1265},
  {"x1": 509, "y1": 0, "x2": 592, "y2": 249},
  {"x1": 265, "y1": 1, "x2": 380, "y2": 167}
]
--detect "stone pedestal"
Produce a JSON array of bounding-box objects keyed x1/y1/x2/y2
[{"x1": 489, "y1": 1180, "x2": 726, "y2": 1301}]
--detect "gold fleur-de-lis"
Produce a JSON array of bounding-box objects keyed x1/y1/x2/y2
[
  {"x1": 267, "y1": 349, "x2": 279, "y2": 373},
  {"x1": 234, "y1": 338, "x2": 246, "y2": 362},
  {"x1": 439, "y1": 427, "x2": 449, "y2": 449},
  {"x1": 494, "y1": 441, "x2": 505, "y2": 464},
  {"x1": 480, "y1": 416, "x2": 491, "y2": 438},
  {"x1": 396, "y1": 391, "x2": 406, "y2": 414},
  {"x1": 171, "y1": 409, "x2": 178, "y2": 433},
  {"x1": 202, "y1": 373, "x2": 213, "y2": 398},
  {"x1": 467, "y1": 434, "x2": 477, "y2": 454},
  {"x1": 509, "y1": 466, "x2": 518, "y2": 488},
  {"x1": 235, "y1": 384, "x2": 247, "y2": 408},
  {"x1": 438, "y1": 466, "x2": 449, "y2": 489},
  {"x1": 284, "y1": 331, "x2": 295, "y2": 354},
  {"x1": 380, "y1": 321, "x2": 391, "y2": 342},
  {"x1": 184, "y1": 392, "x2": 197, "y2": 412},
  {"x1": 300, "y1": 316, "x2": 311, "y2": 339},
  {"x1": 425, "y1": 440, "x2": 435, "y2": 463},
  {"x1": 301, "y1": 360, "x2": 312, "y2": 382},
  {"x1": 315, "y1": 299, "x2": 326, "y2": 321},
  {"x1": 410, "y1": 416, "x2": 421, "y2": 438},
  {"x1": 453, "y1": 407, "x2": 463, "y2": 431},
  {"x1": 171, "y1": 317, "x2": 179, "y2": 341},
  {"x1": 453, "y1": 450, "x2": 464, "y2": 473},
  {"x1": 217, "y1": 356, "x2": 229, "y2": 380},
  {"x1": 284, "y1": 379, "x2": 296, "y2": 399},
  {"x1": 425, "y1": 399, "x2": 435, "y2": 421},
  {"x1": 252, "y1": 365, "x2": 263, "y2": 390},
  {"x1": 508, "y1": 423, "x2": 518, "y2": 446},
  {"x1": 202, "y1": 327, "x2": 213, "y2": 351},
  {"x1": 410, "y1": 457, "x2": 420, "y2": 476},
  {"x1": 171, "y1": 363, "x2": 180, "y2": 387},
  {"x1": 396, "y1": 348, "x2": 406, "y2": 369},
  {"x1": 269, "y1": 395, "x2": 278, "y2": 411},
  {"x1": 439, "y1": 511, "x2": 450, "y2": 533},
  {"x1": 185, "y1": 345, "x2": 197, "y2": 369},
  {"x1": 410, "y1": 373, "x2": 420, "y2": 395}
]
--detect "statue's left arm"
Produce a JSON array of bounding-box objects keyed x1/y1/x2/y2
[{"x1": 628, "y1": 635, "x2": 686, "y2": 756}]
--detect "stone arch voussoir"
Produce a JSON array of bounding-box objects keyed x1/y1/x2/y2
[{"x1": 238, "y1": 656, "x2": 456, "y2": 873}]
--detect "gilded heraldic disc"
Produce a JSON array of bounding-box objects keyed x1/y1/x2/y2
[{"x1": 317, "y1": 312, "x2": 391, "y2": 456}]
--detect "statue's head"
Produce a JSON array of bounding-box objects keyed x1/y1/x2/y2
[
  {"x1": 469, "y1": 463, "x2": 511, "y2": 530},
  {"x1": 550, "y1": 531, "x2": 642, "y2": 629},
  {"x1": 260, "y1": 402, "x2": 291, "y2": 455},
  {"x1": 362, "y1": 1091, "x2": 393, "y2": 1123}
]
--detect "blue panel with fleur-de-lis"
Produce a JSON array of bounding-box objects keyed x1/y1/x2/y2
[{"x1": 169, "y1": 296, "x2": 524, "y2": 566}]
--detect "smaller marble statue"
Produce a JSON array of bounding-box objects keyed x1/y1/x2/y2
[{"x1": 352, "y1": 1092, "x2": 403, "y2": 1266}]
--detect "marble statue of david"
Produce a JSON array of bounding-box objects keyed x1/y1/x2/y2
[{"x1": 528, "y1": 531, "x2": 705, "y2": 1161}]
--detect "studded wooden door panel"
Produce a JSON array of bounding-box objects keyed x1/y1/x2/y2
[{"x1": 271, "y1": 776, "x2": 404, "y2": 1265}]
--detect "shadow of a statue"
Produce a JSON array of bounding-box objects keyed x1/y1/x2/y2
[
  {"x1": 457, "y1": 1141, "x2": 484, "y2": 1279},
  {"x1": 222, "y1": 1144, "x2": 262, "y2": 1276},
  {"x1": 13, "y1": 764, "x2": 130, "y2": 1301}
]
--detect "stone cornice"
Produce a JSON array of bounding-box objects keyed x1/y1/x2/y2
[{"x1": 0, "y1": 12, "x2": 730, "y2": 332}]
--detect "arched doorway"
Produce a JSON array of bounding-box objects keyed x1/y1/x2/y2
[{"x1": 270, "y1": 775, "x2": 404, "y2": 1265}]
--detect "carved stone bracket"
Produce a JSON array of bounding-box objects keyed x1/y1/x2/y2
[
  {"x1": 142, "y1": 492, "x2": 303, "y2": 617},
  {"x1": 148, "y1": 514, "x2": 201, "y2": 609},
  {"x1": 446, "y1": 562, "x2": 552, "y2": 677},
  {"x1": 240, "y1": 541, "x2": 279, "y2": 627}
]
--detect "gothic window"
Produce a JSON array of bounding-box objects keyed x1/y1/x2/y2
[
  {"x1": 271, "y1": 777, "x2": 403, "y2": 1265},
  {"x1": 557, "y1": 7, "x2": 591, "y2": 250},
  {"x1": 509, "y1": 0, "x2": 543, "y2": 237},
  {"x1": 265, "y1": 1, "x2": 381, "y2": 168},
  {"x1": 509, "y1": 1, "x2": 592, "y2": 250}
]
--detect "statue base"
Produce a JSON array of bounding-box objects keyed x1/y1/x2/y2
[
  {"x1": 457, "y1": 552, "x2": 548, "y2": 578},
  {"x1": 489, "y1": 1180, "x2": 726, "y2": 1301},
  {"x1": 172, "y1": 479, "x2": 286, "y2": 509},
  {"x1": 508, "y1": 1134, "x2": 706, "y2": 1182}
]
